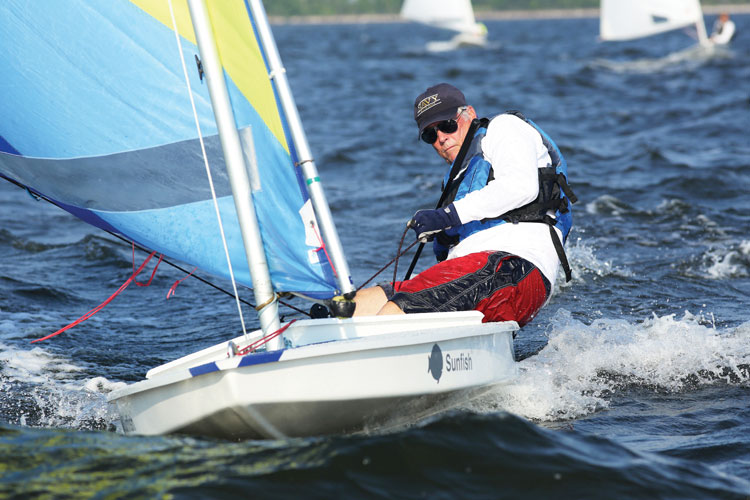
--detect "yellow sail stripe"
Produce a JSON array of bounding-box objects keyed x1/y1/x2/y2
[{"x1": 128, "y1": 0, "x2": 289, "y2": 153}]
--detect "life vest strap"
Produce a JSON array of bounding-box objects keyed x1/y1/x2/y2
[
  {"x1": 557, "y1": 172, "x2": 578, "y2": 205},
  {"x1": 547, "y1": 221, "x2": 573, "y2": 282}
]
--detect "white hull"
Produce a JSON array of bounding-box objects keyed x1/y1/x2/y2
[
  {"x1": 427, "y1": 31, "x2": 488, "y2": 52},
  {"x1": 108, "y1": 312, "x2": 518, "y2": 439}
]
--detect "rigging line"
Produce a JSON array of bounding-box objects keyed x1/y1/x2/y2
[
  {"x1": 357, "y1": 230, "x2": 419, "y2": 291},
  {"x1": 166, "y1": 266, "x2": 196, "y2": 298},
  {"x1": 167, "y1": 0, "x2": 249, "y2": 336},
  {"x1": 91, "y1": 233, "x2": 310, "y2": 317},
  {"x1": 132, "y1": 243, "x2": 163, "y2": 287},
  {"x1": 31, "y1": 251, "x2": 157, "y2": 343},
  {"x1": 310, "y1": 220, "x2": 337, "y2": 278},
  {"x1": 236, "y1": 319, "x2": 297, "y2": 355},
  {"x1": 0, "y1": 176, "x2": 312, "y2": 318},
  {"x1": 392, "y1": 225, "x2": 412, "y2": 292},
  {"x1": 93, "y1": 232, "x2": 254, "y2": 304},
  {"x1": 1, "y1": 176, "x2": 237, "y2": 299}
]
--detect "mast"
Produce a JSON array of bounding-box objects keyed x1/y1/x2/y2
[
  {"x1": 246, "y1": 0, "x2": 356, "y2": 298},
  {"x1": 695, "y1": 7, "x2": 710, "y2": 47},
  {"x1": 186, "y1": 0, "x2": 282, "y2": 347}
]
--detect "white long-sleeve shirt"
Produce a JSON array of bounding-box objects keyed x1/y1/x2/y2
[
  {"x1": 711, "y1": 19, "x2": 736, "y2": 45},
  {"x1": 449, "y1": 113, "x2": 563, "y2": 288}
]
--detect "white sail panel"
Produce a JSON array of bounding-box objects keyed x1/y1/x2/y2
[
  {"x1": 401, "y1": 0, "x2": 482, "y2": 35},
  {"x1": 600, "y1": 0, "x2": 704, "y2": 41}
]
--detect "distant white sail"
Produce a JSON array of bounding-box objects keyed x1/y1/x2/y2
[
  {"x1": 401, "y1": 0, "x2": 485, "y2": 36},
  {"x1": 600, "y1": 0, "x2": 708, "y2": 44}
]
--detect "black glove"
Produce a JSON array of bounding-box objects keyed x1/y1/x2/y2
[
  {"x1": 409, "y1": 203, "x2": 461, "y2": 243},
  {"x1": 433, "y1": 239, "x2": 448, "y2": 262}
]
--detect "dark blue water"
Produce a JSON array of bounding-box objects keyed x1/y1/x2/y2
[{"x1": 2, "y1": 14, "x2": 750, "y2": 499}]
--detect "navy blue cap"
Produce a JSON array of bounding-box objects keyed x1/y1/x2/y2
[{"x1": 413, "y1": 83, "x2": 466, "y2": 137}]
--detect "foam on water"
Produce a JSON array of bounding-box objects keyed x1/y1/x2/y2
[
  {"x1": 564, "y1": 237, "x2": 632, "y2": 280},
  {"x1": 703, "y1": 240, "x2": 750, "y2": 279},
  {"x1": 585, "y1": 194, "x2": 632, "y2": 217},
  {"x1": 590, "y1": 43, "x2": 729, "y2": 74},
  {"x1": 476, "y1": 310, "x2": 750, "y2": 422},
  {"x1": 0, "y1": 341, "x2": 125, "y2": 429}
]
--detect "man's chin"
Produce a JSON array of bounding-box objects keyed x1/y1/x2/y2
[{"x1": 443, "y1": 146, "x2": 457, "y2": 162}]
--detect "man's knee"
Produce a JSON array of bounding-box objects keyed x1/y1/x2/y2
[
  {"x1": 377, "y1": 301, "x2": 405, "y2": 316},
  {"x1": 353, "y1": 286, "x2": 388, "y2": 316}
]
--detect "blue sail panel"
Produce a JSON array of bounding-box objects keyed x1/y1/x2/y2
[
  {"x1": 95, "y1": 198, "x2": 335, "y2": 298},
  {"x1": 0, "y1": 0, "x2": 339, "y2": 299},
  {"x1": 0, "y1": 1, "x2": 216, "y2": 158}
]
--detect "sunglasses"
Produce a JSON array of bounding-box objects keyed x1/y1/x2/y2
[{"x1": 420, "y1": 119, "x2": 459, "y2": 144}]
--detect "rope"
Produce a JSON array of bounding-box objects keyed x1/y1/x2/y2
[
  {"x1": 93, "y1": 234, "x2": 312, "y2": 317},
  {"x1": 254, "y1": 293, "x2": 277, "y2": 311},
  {"x1": 3, "y1": 157, "x2": 312, "y2": 322},
  {"x1": 132, "y1": 244, "x2": 163, "y2": 287},
  {"x1": 311, "y1": 220, "x2": 337, "y2": 278},
  {"x1": 357, "y1": 227, "x2": 418, "y2": 291},
  {"x1": 167, "y1": 0, "x2": 250, "y2": 337},
  {"x1": 236, "y1": 319, "x2": 297, "y2": 355},
  {"x1": 392, "y1": 225, "x2": 412, "y2": 292},
  {"x1": 166, "y1": 267, "x2": 196, "y2": 299},
  {"x1": 32, "y1": 250, "x2": 157, "y2": 343}
]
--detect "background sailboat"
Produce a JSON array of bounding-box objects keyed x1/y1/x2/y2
[
  {"x1": 599, "y1": 0, "x2": 712, "y2": 48},
  {"x1": 401, "y1": 0, "x2": 488, "y2": 51},
  {"x1": 0, "y1": 0, "x2": 518, "y2": 439}
]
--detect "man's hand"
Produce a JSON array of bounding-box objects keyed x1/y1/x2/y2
[{"x1": 408, "y1": 203, "x2": 461, "y2": 243}]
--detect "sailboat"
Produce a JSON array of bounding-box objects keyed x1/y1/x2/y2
[
  {"x1": 401, "y1": 0, "x2": 488, "y2": 52},
  {"x1": 0, "y1": 0, "x2": 518, "y2": 440},
  {"x1": 599, "y1": 0, "x2": 713, "y2": 48}
]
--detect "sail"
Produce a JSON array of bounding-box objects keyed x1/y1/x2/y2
[
  {"x1": 401, "y1": 0, "x2": 484, "y2": 35},
  {"x1": 0, "y1": 0, "x2": 338, "y2": 299},
  {"x1": 600, "y1": 0, "x2": 705, "y2": 41}
]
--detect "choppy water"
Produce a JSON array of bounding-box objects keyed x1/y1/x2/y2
[{"x1": 2, "y1": 14, "x2": 750, "y2": 499}]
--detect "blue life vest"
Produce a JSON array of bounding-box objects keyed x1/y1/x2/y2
[{"x1": 438, "y1": 111, "x2": 578, "y2": 281}]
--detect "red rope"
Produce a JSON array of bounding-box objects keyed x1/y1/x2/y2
[
  {"x1": 166, "y1": 268, "x2": 197, "y2": 299},
  {"x1": 133, "y1": 244, "x2": 163, "y2": 287},
  {"x1": 31, "y1": 250, "x2": 158, "y2": 343},
  {"x1": 310, "y1": 221, "x2": 337, "y2": 277},
  {"x1": 237, "y1": 319, "x2": 297, "y2": 355}
]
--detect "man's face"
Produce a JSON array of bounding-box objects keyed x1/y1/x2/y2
[{"x1": 429, "y1": 106, "x2": 476, "y2": 164}]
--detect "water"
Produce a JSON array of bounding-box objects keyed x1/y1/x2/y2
[{"x1": 2, "y1": 14, "x2": 750, "y2": 499}]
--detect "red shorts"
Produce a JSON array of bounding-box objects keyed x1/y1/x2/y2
[{"x1": 381, "y1": 251, "x2": 550, "y2": 326}]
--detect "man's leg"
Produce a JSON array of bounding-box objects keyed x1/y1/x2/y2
[
  {"x1": 377, "y1": 301, "x2": 406, "y2": 316},
  {"x1": 353, "y1": 286, "x2": 406, "y2": 316},
  {"x1": 387, "y1": 251, "x2": 549, "y2": 326},
  {"x1": 353, "y1": 252, "x2": 548, "y2": 323},
  {"x1": 352, "y1": 286, "x2": 386, "y2": 316}
]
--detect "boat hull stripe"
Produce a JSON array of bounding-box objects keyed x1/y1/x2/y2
[
  {"x1": 189, "y1": 362, "x2": 219, "y2": 377},
  {"x1": 238, "y1": 350, "x2": 284, "y2": 367}
]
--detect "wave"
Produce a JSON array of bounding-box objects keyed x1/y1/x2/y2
[
  {"x1": 561, "y1": 237, "x2": 633, "y2": 285},
  {"x1": 697, "y1": 239, "x2": 750, "y2": 280},
  {"x1": 589, "y1": 44, "x2": 731, "y2": 74},
  {"x1": 2, "y1": 409, "x2": 749, "y2": 499},
  {"x1": 0, "y1": 341, "x2": 124, "y2": 431},
  {"x1": 474, "y1": 309, "x2": 750, "y2": 422}
]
